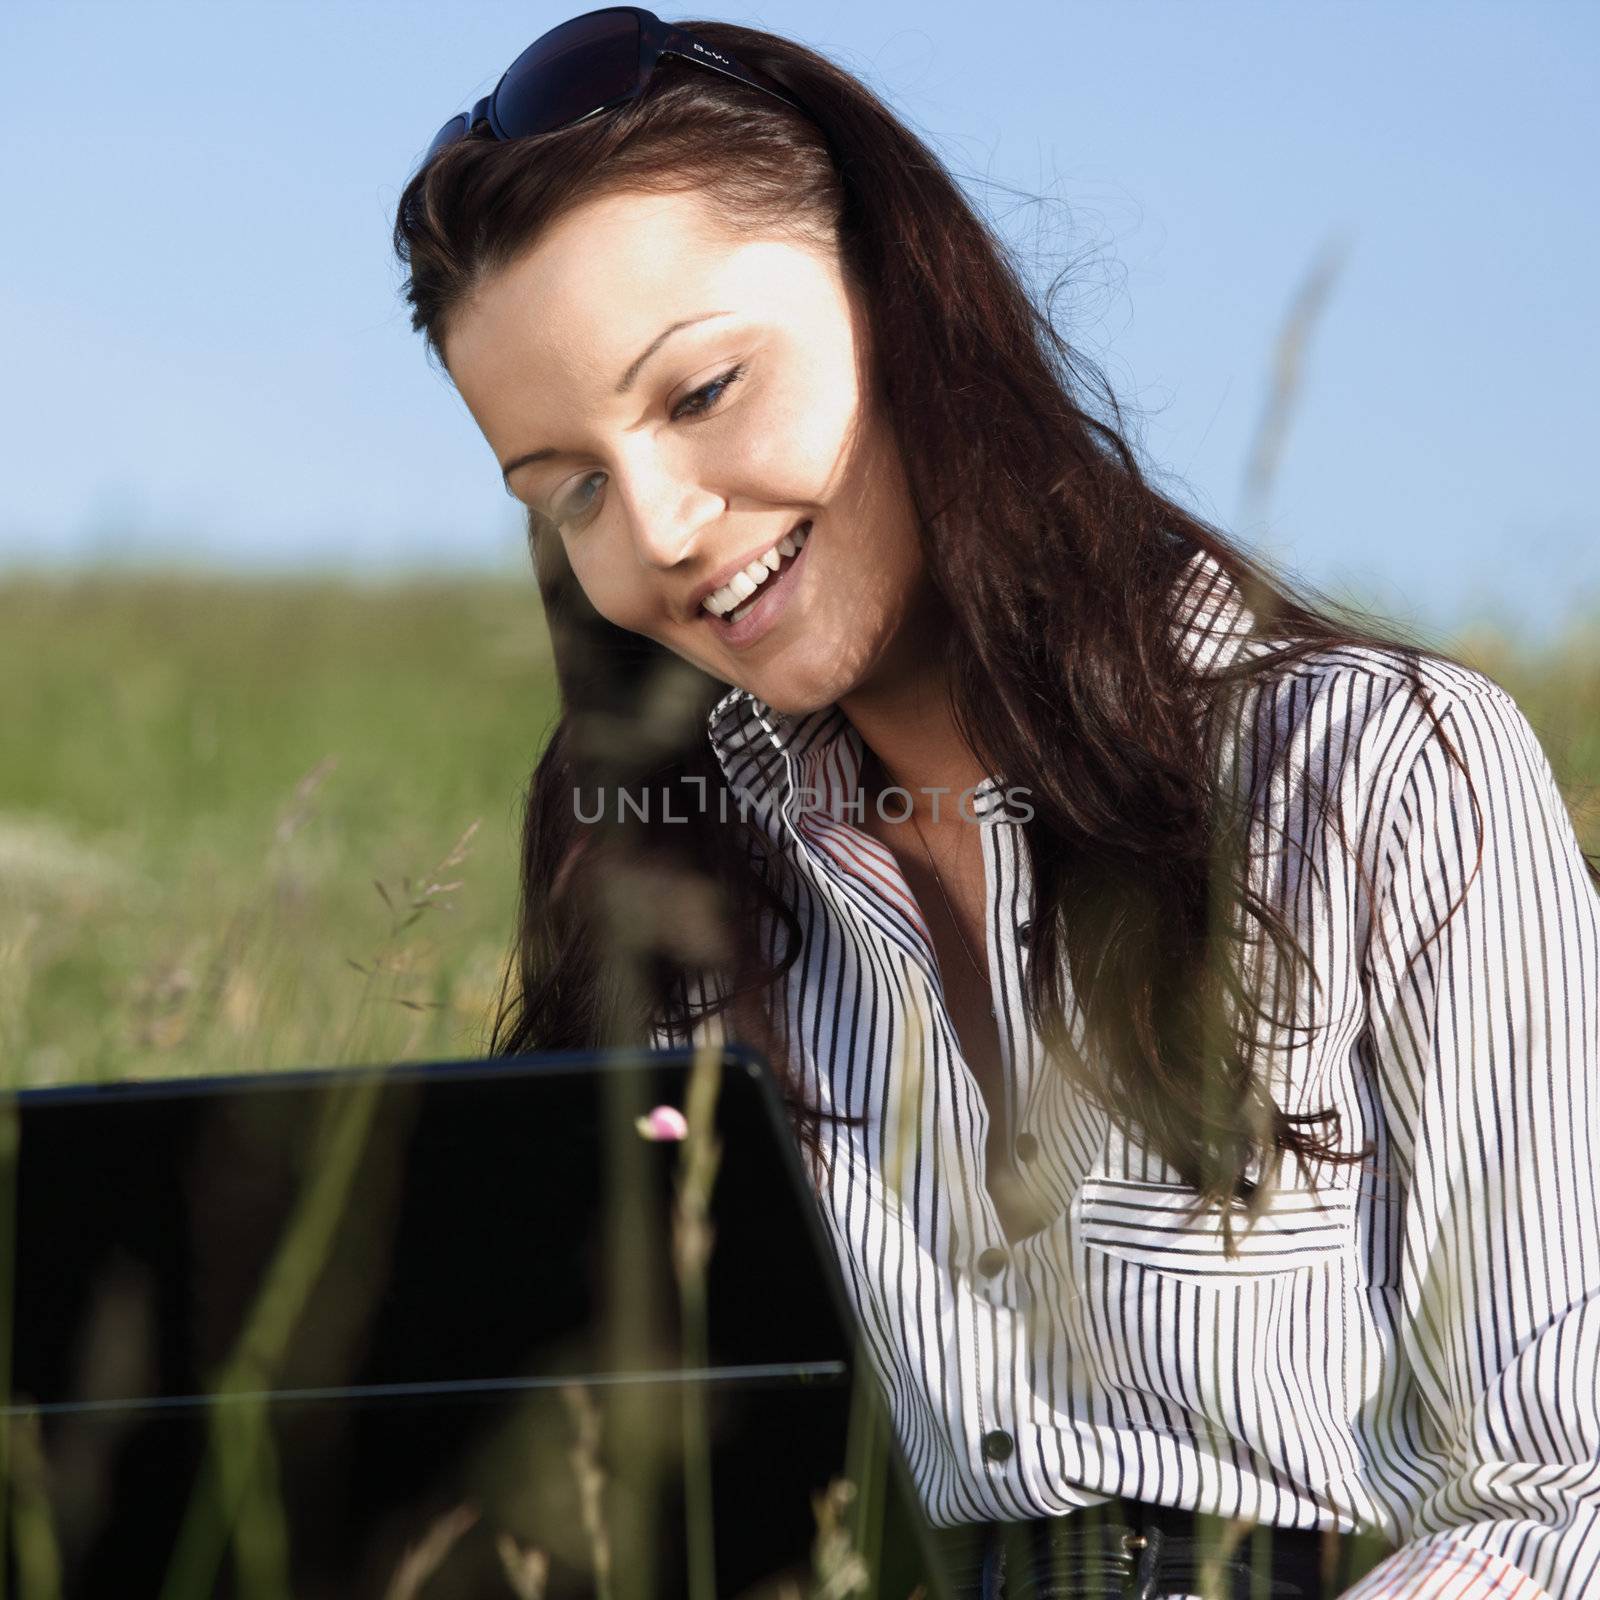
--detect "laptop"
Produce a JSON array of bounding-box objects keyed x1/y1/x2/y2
[{"x1": 2, "y1": 1046, "x2": 951, "y2": 1599}]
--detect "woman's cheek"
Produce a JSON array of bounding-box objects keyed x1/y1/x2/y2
[
  {"x1": 733, "y1": 360, "x2": 862, "y2": 502},
  {"x1": 568, "y1": 547, "x2": 647, "y2": 635}
]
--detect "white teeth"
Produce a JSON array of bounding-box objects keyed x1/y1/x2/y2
[{"x1": 702, "y1": 522, "x2": 811, "y2": 618}]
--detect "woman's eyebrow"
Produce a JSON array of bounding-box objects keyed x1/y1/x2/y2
[
  {"x1": 498, "y1": 309, "x2": 733, "y2": 484},
  {"x1": 616, "y1": 309, "x2": 731, "y2": 394}
]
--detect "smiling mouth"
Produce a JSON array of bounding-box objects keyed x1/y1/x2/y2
[{"x1": 700, "y1": 521, "x2": 812, "y2": 623}]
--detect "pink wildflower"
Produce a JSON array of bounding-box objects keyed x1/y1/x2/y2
[{"x1": 635, "y1": 1104, "x2": 689, "y2": 1141}]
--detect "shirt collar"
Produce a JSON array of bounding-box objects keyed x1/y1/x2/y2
[{"x1": 704, "y1": 544, "x2": 1254, "y2": 826}]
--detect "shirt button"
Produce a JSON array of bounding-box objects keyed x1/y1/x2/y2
[
  {"x1": 981, "y1": 1429, "x2": 1014, "y2": 1464},
  {"x1": 975, "y1": 1246, "x2": 1008, "y2": 1277},
  {"x1": 1017, "y1": 918, "x2": 1033, "y2": 947},
  {"x1": 1015, "y1": 1132, "x2": 1039, "y2": 1163}
]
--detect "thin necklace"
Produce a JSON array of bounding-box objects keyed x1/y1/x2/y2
[{"x1": 867, "y1": 751, "x2": 994, "y2": 1016}]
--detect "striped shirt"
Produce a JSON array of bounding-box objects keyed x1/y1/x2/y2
[{"x1": 653, "y1": 547, "x2": 1600, "y2": 1598}]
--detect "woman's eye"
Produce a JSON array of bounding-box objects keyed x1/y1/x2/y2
[
  {"x1": 552, "y1": 473, "x2": 604, "y2": 526},
  {"x1": 671, "y1": 362, "x2": 747, "y2": 422},
  {"x1": 550, "y1": 363, "x2": 748, "y2": 527}
]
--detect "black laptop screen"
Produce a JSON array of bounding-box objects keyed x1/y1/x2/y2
[{"x1": 2, "y1": 1049, "x2": 939, "y2": 1600}]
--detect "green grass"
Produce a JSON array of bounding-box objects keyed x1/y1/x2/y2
[
  {"x1": 0, "y1": 573, "x2": 557, "y2": 1086},
  {"x1": 1, "y1": 573, "x2": 1596, "y2": 1091}
]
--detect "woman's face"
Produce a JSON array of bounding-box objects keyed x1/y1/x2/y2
[{"x1": 443, "y1": 186, "x2": 937, "y2": 716}]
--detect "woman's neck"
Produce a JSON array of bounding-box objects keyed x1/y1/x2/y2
[{"x1": 836, "y1": 579, "x2": 992, "y2": 825}]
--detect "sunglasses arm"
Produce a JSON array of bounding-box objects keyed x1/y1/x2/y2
[{"x1": 656, "y1": 24, "x2": 805, "y2": 114}]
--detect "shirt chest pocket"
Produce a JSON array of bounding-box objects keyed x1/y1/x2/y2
[
  {"x1": 1066, "y1": 1172, "x2": 1365, "y2": 1494},
  {"x1": 1073, "y1": 1173, "x2": 1360, "y2": 1286}
]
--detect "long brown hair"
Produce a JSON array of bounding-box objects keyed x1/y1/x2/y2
[{"x1": 392, "y1": 19, "x2": 1598, "y2": 1216}]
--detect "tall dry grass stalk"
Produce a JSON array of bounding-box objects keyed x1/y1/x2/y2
[
  {"x1": 1238, "y1": 234, "x2": 1350, "y2": 535},
  {"x1": 0, "y1": 913, "x2": 41, "y2": 1587},
  {"x1": 805, "y1": 1477, "x2": 870, "y2": 1600},
  {"x1": 496, "y1": 1526, "x2": 552, "y2": 1600},
  {"x1": 672, "y1": 1041, "x2": 724, "y2": 1600},
  {"x1": 146, "y1": 806, "x2": 483, "y2": 1600},
  {"x1": 5, "y1": 1410, "x2": 62, "y2": 1599},
  {"x1": 156, "y1": 1069, "x2": 389, "y2": 1600},
  {"x1": 561, "y1": 1382, "x2": 611, "y2": 1599},
  {"x1": 381, "y1": 1501, "x2": 481, "y2": 1600},
  {"x1": 0, "y1": 1095, "x2": 20, "y2": 1591}
]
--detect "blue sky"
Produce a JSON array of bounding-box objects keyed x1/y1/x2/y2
[{"x1": 2, "y1": 0, "x2": 1595, "y2": 638}]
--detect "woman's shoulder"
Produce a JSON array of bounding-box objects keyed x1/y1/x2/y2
[
  {"x1": 1173, "y1": 550, "x2": 1524, "y2": 761},
  {"x1": 1250, "y1": 634, "x2": 1515, "y2": 707},
  {"x1": 1204, "y1": 636, "x2": 1581, "y2": 904},
  {"x1": 1228, "y1": 634, "x2": 1532, "y2": 786}
]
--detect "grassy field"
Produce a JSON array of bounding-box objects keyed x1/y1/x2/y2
[
  {"x1": 1, "y1": 574, "x2": 558, "y2": 1088},
  {"x1": 2, "y1": 572, "x2": 1597, "y2": 1090}
]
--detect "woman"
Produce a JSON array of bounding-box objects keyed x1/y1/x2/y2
[{"x1": 393, "y1": 10, "x2": 1600, "y2": 1597}]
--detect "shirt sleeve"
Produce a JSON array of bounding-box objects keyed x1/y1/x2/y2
[{"x1": 1341, "y1": 679, "x2": 1600, "y2": 1599}]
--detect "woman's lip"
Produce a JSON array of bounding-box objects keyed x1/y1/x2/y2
[{"x1": 701, "y1": 522, "x2": 812, "y2": 648}]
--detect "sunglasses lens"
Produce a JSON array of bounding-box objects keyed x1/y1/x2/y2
[
  {"x1": 493, "y1": 9, "x2": 643, "y2": 140},
  {"x1": 423, "y1": 111, "x2": 471, "y2": 166}
]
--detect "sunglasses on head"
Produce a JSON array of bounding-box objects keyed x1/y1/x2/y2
[{"x1": 421, "y1": 5, "x2": 809, "y2": 168}]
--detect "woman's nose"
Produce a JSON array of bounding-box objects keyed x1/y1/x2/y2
[{"x1": 619, "y1": 461, "x2": 725, "y2": 570}]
